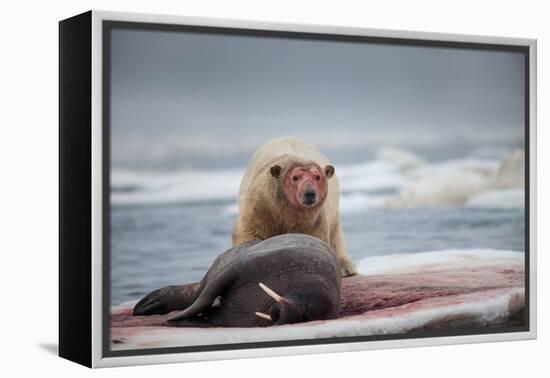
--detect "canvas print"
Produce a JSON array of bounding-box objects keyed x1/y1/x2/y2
[{"x1": 107, "y1": 25, "x2": 527, "y2": 352}]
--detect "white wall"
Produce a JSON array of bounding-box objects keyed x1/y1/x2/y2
[{"x1": 0, "y1": 0, "x2": 546, "y2": 376}]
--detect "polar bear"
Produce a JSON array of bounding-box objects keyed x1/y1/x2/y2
[{"x1": 232, "y1": 136, "x2": 358, "y2": 277}]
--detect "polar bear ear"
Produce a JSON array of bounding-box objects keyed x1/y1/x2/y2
[
  {"x1": 324, "y1": 165, "x2": 335, "y2": 178},
  {"x1": 270, "y1": 165, "x2": 282, "y2": 178}
]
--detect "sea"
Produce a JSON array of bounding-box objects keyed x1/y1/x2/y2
[{"x1": 110, "y1": 145, "x2": 525, "y2": 305}]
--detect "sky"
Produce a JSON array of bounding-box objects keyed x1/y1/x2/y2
[{"x1": 109, "y1": 27, "x2": 525, "y2": 169}]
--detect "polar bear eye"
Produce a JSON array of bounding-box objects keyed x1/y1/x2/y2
[
  {"x1": 314, "y1": 175, "x2": 321, "y2": 181},
  {"x1": 292, "y1": 176, "x2": 299, "y2": 182}
]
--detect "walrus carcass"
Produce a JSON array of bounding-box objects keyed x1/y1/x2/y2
[{"x1": 133, "y1": 234, "x2": 342, "y2": 327}]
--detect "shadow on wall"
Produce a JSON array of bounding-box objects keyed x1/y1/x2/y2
[{"x1": 37, "y1": 343, "x2": 58, "y2": 356}]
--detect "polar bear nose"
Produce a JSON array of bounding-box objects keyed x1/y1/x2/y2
[{"x1": 304, "y1": 190, "x2": 316, "y2": 204}]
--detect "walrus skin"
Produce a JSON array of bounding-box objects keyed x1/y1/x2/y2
[{"x1": 133, "y1": 234, "x2": 342, "y2": 327}]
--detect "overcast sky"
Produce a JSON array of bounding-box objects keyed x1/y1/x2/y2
[{"x1": 110, "y1": 28, "x2": 525, "y2": 169}]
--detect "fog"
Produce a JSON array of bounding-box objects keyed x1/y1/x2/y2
[{"x1": 110, "y1": 28, "x2": 525, "y2": 169}]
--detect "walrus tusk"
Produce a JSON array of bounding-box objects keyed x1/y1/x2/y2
[
  {"x1": 258, "y1": 282, "x2": 283, "y2": 303},
  {"x1": 255, "y1": 311, "x2": 272, "y2": 321}
]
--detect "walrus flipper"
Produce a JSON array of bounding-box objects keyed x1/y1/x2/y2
[
  {"x1": 167, "y1": 243, "x2": 252, "y2": 321},
  {"x1": 133, "y1": 283, "x2": 200, "y2": 316},
  {"x1": 166, "y1": 267, "x2": 236, "y2": 321}
]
